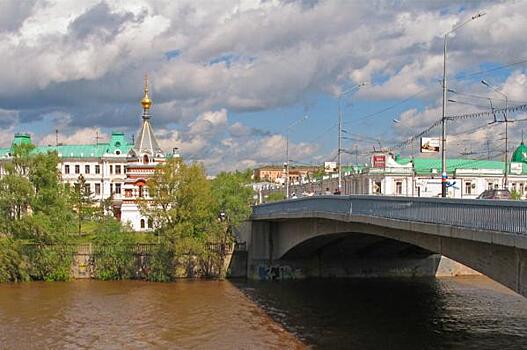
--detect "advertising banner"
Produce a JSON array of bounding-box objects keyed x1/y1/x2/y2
[
  {"x1": 372, "y1": 155, "x2": 386, "y2": 168},
  {"x1": 420, "y1": 137, "x2": 440, "y2": 153},
  {"x1": 324, "y1": 161, "x2": 337, "y2": 173}
]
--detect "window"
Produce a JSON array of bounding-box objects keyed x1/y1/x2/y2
[
  {"x1": 115, "y1": 165, "x2": 121, "y2": 174},
  {"x1": 140, "y1": 219, "x2": 145, "y2": 229},
  {"x1": 395, "y1": 181, "x2": 403, "y2": 195},
  {"x1": 143, "y1": 155, "x2": 149, "y2": 164},
  {"x1": 373, "y1": 181, "x2": 382, "y2": 194},
  {"x1": 110, "y1": 183, "x2": 113, "y2": 194},
  {"x1": 85, "y1": 165, "x2": 90, "y2": 174},
  {"x1": 148, "y1": 219, "x2": 153, "y2": 229},
  {"x1": 84, "y1": 183, "x2": 90, "y2": 193},
  {"x1": 109, "y1": 165, "x2": 113, "y2": 174},
  {"x1": 64, "y1": 165, "x2": 70, "y2": 174},
  {"x1": 115, "y1": 183, "x2": 121, "y2": 194},
  {"x1": 138, "y1": 185, "x2": 144, "y2": 198},
  {"x1": 95, "y1": 165, "x2": 100, "y2": 174},
  {"x1": 75, "y1": 165, "x2": 80, "y2": 174},
  {"x1": 95, "y1": 183, "x2": 101, "y2": 195},
  {"x1": 465, "y1": 182, "x2": 472, "y2": 195},
  {"x1": 125, "y1": 189, "x2": 132, "y2": 197}
]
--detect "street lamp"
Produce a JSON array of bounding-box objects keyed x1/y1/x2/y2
[
  {"x1": 482, "y1": 79, "x2": 510, "y2": 189},
  {"x1": 337, "y1": 82, "x2": 367, "y2": 194},
  {"x1": 441, "y1": 11, "x2": 486, "y2": 197},
  {"x1": 285, "y1": 115, "x2": 308, "y2": 198}
]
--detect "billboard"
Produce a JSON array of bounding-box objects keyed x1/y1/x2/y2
[
  {"x1": 420, "y1": 137, "x2": 440, "y2": 153},
  {"x1": 372, "y1": 155, "x2": 386, "y2": 168},
  {"x1": 324, "y1": 161, "x2": 337, "y2": 173}
]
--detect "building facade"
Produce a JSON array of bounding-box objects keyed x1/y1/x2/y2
[
  {"x1": 285, "y1": 144, "x2": 527, "y2": 200},
  {"x1": 0, "y1": 79, "x2": 172, "y2": 231}
]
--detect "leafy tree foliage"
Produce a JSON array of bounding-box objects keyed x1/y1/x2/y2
[
  {"x1": 211, "y1": 169, "x2": 253, "y2": 228},
  {"x1": 266, "y1": 191, "x2": 286, "y2": 202},
  {"x1": 0, "y1": 145, "x2": 75, "y2": 242},
  {"x1": 93, "y1": 217, "x2": 136, "y2": 280},
  {"x1": 140, "y1": 159, "x2": 255, "y2": 279}
]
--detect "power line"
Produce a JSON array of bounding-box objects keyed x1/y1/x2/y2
[
  {"x1": 354, "y1": 88, "x2": 428, "y2": 123},
  {"x1": 454, "y1": 58, "x2": 527, "y2": 81},
  {"x1": 449, "y1": 89, "x2": 527, "y2": 105}
]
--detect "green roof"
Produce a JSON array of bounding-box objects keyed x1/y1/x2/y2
[
  {"x1": 1, "y1": 131, "x2": 133, "y2": 159},
  {"x1": 512, "y1": 142, "x2": 527, "y2": 163},
  {"x1": 342, "y1": 165, "x2": 365, "y2": 173},
  {"x1": 396, "y1": 157, "x2": 527, "y2": 176}
]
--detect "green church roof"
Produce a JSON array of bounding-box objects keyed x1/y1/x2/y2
[{"x1": 0, "y1": 131, "x2": 132, "y2": 159}]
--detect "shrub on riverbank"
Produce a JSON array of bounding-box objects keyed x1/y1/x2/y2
[
  {"x1": 0, "y1": 239, "x2": 30, "y2": 283},
  {"x1": 25, "y1": 244, "x2": 75, "y2": 281},
  {"x1": 146, "y1": 241, "x2": 175, "y2": 282},
  {"x1": 93, "y1": 218, "x2": 136, "y2": 280}
]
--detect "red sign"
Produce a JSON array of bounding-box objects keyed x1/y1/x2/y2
[{"x1": 372, "y1": 155, "x2": 386, "y2": 168}]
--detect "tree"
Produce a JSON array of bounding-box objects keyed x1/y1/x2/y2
[
  {"x1": 72, "y1": 174, "x2": 96, "y2": 236},
  {"x1": 266, "y1": 191, "x2": 286, "y2": 202},
  {"x1": 0, "y1": 145, "x2": 75, "y2": 241},
  {"x1": 141, "y1": 158, "x2": 217, "y2": 238},
  {"x1": 140, "y1": 158, "x2": 223, "y2": 278},
  {"x1": 211, "y1": 169, "x2": 253, "y2": 228}
]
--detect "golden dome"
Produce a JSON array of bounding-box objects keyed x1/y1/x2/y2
[{"x1": 141, "y1": 74, "x2": 152, "y2": 110}]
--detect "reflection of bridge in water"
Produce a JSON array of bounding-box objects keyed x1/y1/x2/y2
[{"x1": 242, "y1": 196, "x2": 527, "y2": 298}]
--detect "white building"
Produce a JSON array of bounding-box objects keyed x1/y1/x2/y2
[
  {"x1": 339, "y1": 147, "x2": 527, "y2": 199},
  {"x1": 0, "y1": 79, "x2": 173, "y2": 231}
]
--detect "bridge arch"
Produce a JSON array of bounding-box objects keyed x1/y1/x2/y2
[{"x1": 266, "y1": 217, "x2": 524, "y2": 294}]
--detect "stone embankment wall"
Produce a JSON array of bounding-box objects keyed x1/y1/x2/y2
[{"x1": 71, "y1": 243, "x2": 237, "y2": 279}]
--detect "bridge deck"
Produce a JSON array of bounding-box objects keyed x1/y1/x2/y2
[{"x1": 252, "y1": 196, "x2": 527, "y2": 235}]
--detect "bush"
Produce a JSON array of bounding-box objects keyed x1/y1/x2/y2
[
  {"x1": 26, "y1": 245, "x2": 74, "y2": 281},
  {"x1": 146, "y1": 241, "x2": 175, "y2": 282},
  {"x1": 0, "y1": 239, "x2": 30, "y2": 282},
  {"x1": 93, "y1": 218, "x2": 135, "y2": 280}
]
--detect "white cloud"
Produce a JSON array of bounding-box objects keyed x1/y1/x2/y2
[{"x1": 2, "y1": 0, "x2": 527, "y2": 171}]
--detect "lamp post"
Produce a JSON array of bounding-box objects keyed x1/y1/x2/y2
[
  {"x1": 441, "y1": 12, "x2": 486, "y2": 197},
  {"x1": 482, "y1": 80, "x2": 510, "y2": 189},
  {"x1": 285, "y1": 115, "x2": 308, "y2": 198},
  {"x1": 337, "y1": 82, "x2": 367, "y2": 194}
]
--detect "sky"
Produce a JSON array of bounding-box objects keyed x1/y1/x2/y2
[{"x1": 1, "y1": 0, "x2": 527, "y2": 174}]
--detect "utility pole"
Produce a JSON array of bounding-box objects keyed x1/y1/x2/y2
[
  {"x1": 337, "y1": 95, "x2": 343, "y2": 192},
  {"x1": 482, "y1": 80, "x2": 510, "y2": 189},
  {"x1": 337, "y1": 82, "x2": 367, "y2": 194},
  {"x1": 441, "y1": 12, "x2": 485, "y2": 198}
]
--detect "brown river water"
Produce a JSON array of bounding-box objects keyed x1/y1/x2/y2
[{"x1": 0, "y1": 276, "x2": 526, "y2": 349}]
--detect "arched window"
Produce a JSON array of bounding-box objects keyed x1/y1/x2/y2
[
  {"x1": 143, "y1": 155, "x2": 149, "y2": 164},
  {"x1": 140, "y1": 219, "x2": 145, "y2": 229},
  {"x1": 148, "y1": 219, "x2": 153, "y2": 229}
]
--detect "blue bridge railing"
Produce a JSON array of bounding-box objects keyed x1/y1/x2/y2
[{"x1": 252, "y1": 196, "x2": 527, "y2": 235}]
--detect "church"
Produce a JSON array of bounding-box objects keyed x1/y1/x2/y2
[{"x1": 0, "y1": 78, "x2": 175, "y2": 231}]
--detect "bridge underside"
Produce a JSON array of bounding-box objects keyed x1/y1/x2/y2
[{"x1": 242, "y1": 218, "x2": 527, "y2": 297}]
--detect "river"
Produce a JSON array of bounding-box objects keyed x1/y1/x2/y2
[{"x1": 0, "y1": 276, "x2": 526, "y2": 349}]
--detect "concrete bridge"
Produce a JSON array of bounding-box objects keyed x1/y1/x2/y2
[{"x1": 242, "y1": 196, "x2": 527, "y2": 297}]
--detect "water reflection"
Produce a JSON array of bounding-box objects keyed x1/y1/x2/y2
[{"x1": 235, "y1": 277, "x2": 527, "y2": 349}]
